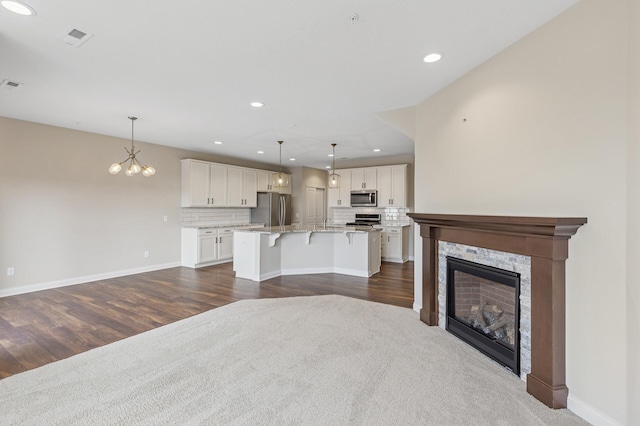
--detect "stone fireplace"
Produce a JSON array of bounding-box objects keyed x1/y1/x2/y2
[
  {"x1": 445, "y1": 255, "x2": 522, "y2": 376},
  {"x1": 408, "y1": 214, "x2": 586, "y2": 409},
  {"x1": 438, "y1": 242, "x2": 532, "y2": 379}
]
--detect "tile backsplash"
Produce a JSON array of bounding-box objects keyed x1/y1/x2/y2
[
  {"x1": 181, "y1": 208, "x2": 251, "y2": 227},
  {"x1": 182, "y1": 206, "x2": 411, "y2": 227},
  {"x1": 330, "y1": 207, "x2": 412, "y2": 225}
]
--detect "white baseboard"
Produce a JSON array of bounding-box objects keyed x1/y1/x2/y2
[
  {"x1": 0, "y1": 262, "x2": 181, "y2": 298},
  {"x1": 567, "y1": 394, "x2": 623, "y2": 426},
  {"x1": 413, "y1": 302, "x2": 421, "y2": 313}
]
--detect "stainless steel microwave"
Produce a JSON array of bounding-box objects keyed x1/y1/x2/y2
[{"x1": 350, "y1": 190, "x2": 377, "y2": 207}]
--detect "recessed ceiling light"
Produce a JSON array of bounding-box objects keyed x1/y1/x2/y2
[
  {"x1": 373, "y1": 149, "x2": 381, "y2": 152},
  {"x1": 423, "y1": 52, "x2": 443, "y2": 63},
  {"x1": 1, "y1": 0, "x2": 36, "y2": 16},
  {"x1": 257, "y1": 150, "x2": 264, "y2": 154},
  {"x1": 250, "y1": 101, "x2": 264, "y2": 108},
  {"x1": 289, "y1": 158, "x2": 295, "y2": 161},
  {"x1": 213, "y1": 141, "x2": 222, "y2": 145},
  {"x1": 328, "y1": 154, "x2": 334, "y2": 157},
  {"x1": 325, "y1": 166, "x2": 331, "y2": 169}
]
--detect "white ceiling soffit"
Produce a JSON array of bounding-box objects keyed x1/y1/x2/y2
[
  {"x1": 0, "y1": 0, "x2": 580, "y2": 169},
  {"x1": 375, "y1": 106, "x2": 416, "y2": 141}
]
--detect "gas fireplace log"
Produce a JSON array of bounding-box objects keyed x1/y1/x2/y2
[
  {"x1": 470, "y1": 303, "x2": 488, "y2": 328},
  {"x1": 469, "y1": 304, "x2": 516, "y2": 346},
  {"x1": 487, "y1": 315, "x2": 511, "y2": 332},
  {"x1": 470, "y1": 303, "x2": 504, "y2": 326},
  {"x1": 483, "y1": 305, "x2": 504, "y2": 325}
]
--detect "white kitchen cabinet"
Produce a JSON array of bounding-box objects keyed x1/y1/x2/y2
[
  {"x1": 181, "y1": 227, "x2": 237, "y2": 268},
  {"x1": 327, "y1": 169, "x2": 352, "y2": 207},
  {"x1": 257, "y1": 170, "x2": 275, "y2": 192},
  {"x1": 227, "y1": 167, "x2": 257, "y2": 207},
  {"x1": 380, "y1": 226, "x2": 409, "y2": 263},
  {"x1": 181, "y1": 159, "x2": 228, "y2": 207},
  {"x1": 216, "y1": 228, "x2": 234, "y2": 260},
  {"x1": 351, "y1": 168, "x2": 377, "y2": 190},
  {"x1": 377, "y1": 165, "x2": 408, "y2": 208},
  {"x1": 257, "y1": 169, "x2": 293, "y2": 194},
  {"x1": 198, "y1": 229, "x2": 218, "y2": 263}
]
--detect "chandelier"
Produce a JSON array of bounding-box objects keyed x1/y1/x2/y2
[
  {"x1": 271, "y1": 140, "x2": 289, "y2": 187},
  {"x1": 327, "y1": 143, "x2": 340, "y2": 188},
  {"x1": 108, "y1": 116, "x2": 156, "y2": 177}
]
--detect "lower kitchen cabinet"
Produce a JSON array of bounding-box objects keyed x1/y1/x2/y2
[
  {"x1": 380, "y1": 226, "x2": 409, "y2": 263},
  {"x1": 181, "y1": 227, "x2": 236, "y2": 268}
]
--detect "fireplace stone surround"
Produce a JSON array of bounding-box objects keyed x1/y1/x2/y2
[
  {"x1": 440, "y1": 244, "x2": 529, "y2": 378},
  {"x1": 408, "y1": 213, "x2": 586, "y2": 409}
]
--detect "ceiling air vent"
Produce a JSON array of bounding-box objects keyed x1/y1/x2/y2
[
  {"x1": 57, "y1": 26, "x2": 94, "y2": 48},
  {"x1": 1, "y1": 79, "x2": 22, "y2": 90}
]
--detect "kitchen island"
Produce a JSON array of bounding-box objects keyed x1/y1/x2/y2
[{"x1": 233, "y1": 225, "x2": 381, "y2": 282}]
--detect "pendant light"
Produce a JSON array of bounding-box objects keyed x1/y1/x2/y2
[
  {"x1": 327, "y1": 143, "x2": 340, "y2": 188},
  {"x1": 108, "y1": 116, "x2": 156, "y2": 177},
  {"x1": 271, "y1": 140, "x2": 289, "y2": 188}
]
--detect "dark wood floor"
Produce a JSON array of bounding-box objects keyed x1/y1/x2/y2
[{"x1": 0, "y1": 261, "x2": 414, "y2": 380}]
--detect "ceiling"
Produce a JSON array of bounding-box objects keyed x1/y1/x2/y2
[{"x1": 0, "y1": 0, "x2": 579, "y2": 170}]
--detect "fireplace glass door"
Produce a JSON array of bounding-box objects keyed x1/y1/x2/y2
[{"x1": 446, "y1": 257, "x2": 521, "y2": 375}]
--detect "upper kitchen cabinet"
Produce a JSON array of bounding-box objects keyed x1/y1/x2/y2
[
  {"x1": 327, "y1": 169, "x2": 352, "y2": 207},
  {"x1": 181, "y1": 159, "x2": 227, "y2": 207},
  {"x1": 257, "y1": 170, "x2": 276, "y2": 192},
  {"x1": 327, "y1": 170, "x2": 351, "y2": 207},
  {"x1": 351, "y1": 168, "x2": 377, "y2": 190},
  {"x1": 227, "y1": 167, "x2": 257, "y2": 207},
  {"x1": 377, "y1": 165, "x2": 408, "y2": 208},
  {"x1": 257, "y1": 170, "x2": 292, "y2": 194}
]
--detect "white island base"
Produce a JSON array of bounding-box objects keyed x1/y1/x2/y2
[{"x1": 233, "y1": 227, "x2": 381, "y2": 282}]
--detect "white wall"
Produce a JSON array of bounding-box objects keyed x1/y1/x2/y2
[
  {"x1": 0, "y1": 117, "x2": 278, "y2": 295},
  {"x1": 627, "y1": 0, "x2": 640, "y2": 423},
  {"x1": 413, "y1": 1, "x2": 629, "y2": 423}
]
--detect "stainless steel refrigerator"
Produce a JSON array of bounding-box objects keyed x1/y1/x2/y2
[{"x1": 250, "y1": 192, "x2": 292, "y2": 226}]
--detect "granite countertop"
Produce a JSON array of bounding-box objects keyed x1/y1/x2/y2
[{"x1": 235, "y1": 224, "x2": 382, "y2": 234}]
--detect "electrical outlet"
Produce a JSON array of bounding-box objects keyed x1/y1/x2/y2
[
  {"x1": 7, "y1": 267, "x2": 14, "y2": 276},
  {"x1": 144, "y1": 251, "x2": 150, "y2": 258},
  {"x1": 163, "y1": 215, "x2": 168, "y2": 222}
]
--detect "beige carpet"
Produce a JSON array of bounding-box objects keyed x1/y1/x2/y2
[{"x1": 0, "y1": 295, "x2": 587, "y2": 425}]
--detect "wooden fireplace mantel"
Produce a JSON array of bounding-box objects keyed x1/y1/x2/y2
[{"x1": 407, "y1": 213, "x2": 587, "y2": 409}]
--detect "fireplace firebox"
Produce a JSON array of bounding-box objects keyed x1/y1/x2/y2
[{"x1": 446, "y1": 257, "x2": 521, "y2": 375}]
